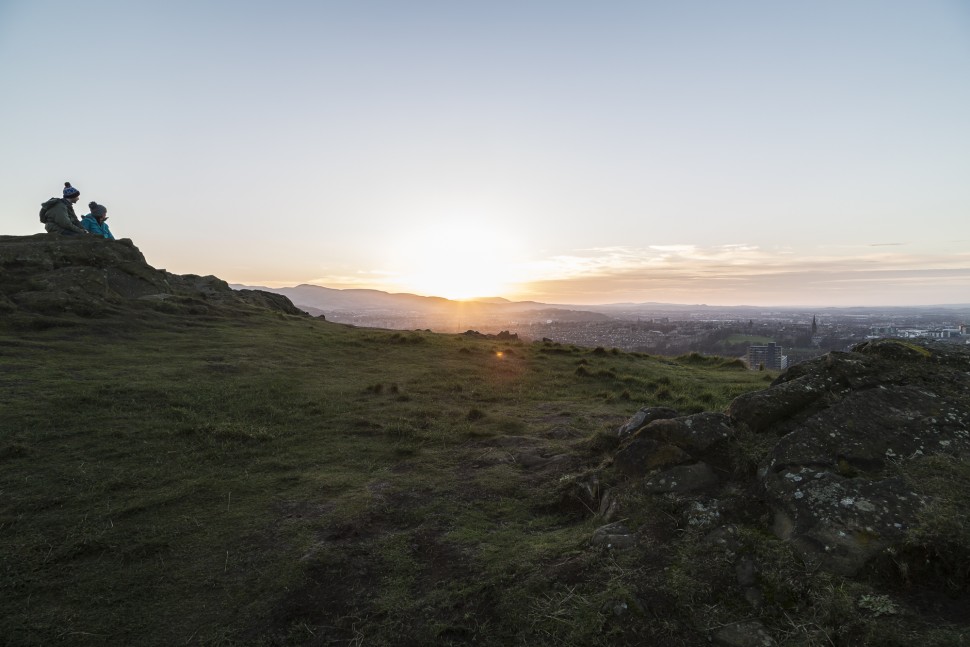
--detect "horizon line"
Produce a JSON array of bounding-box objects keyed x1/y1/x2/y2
[{"x1": 229, "y1": 282, "x2": 970, "y2": 311}]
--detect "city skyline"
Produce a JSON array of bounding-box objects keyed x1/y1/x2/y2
[{"x1": 2, "y1": 2, "x2": 968, "y2": 306}]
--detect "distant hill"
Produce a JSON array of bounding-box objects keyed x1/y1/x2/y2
[
  {"x1": 230, "y1": 282, "x2": 970, "y2": 322},
  {"x1": 229, "y1": 282, "x2": 611, "y2": 322}
]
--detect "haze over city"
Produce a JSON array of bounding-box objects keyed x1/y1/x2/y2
[{"x1": 1, "y1": 1, "x2": 968, "y2": 307}]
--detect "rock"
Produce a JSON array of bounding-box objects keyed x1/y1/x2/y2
[
  {"x1": 712, "y1": 620, "x2": 775, "y2": 647},
  {"x1": 766, "y1": 384, "x2": 970, "y2": 476},
  {"x1": 558, "y1": 474, "x2": 603, "y2": 516},
  {"x1": 767, "y1": 467, "x2": 928, "y2": 575},
  {"x1": 644, "y1": 412, "x2": 735, "y2": 457},
  {"x1": 703, "y1": 525, "x2": 742, "y2": 552},
  {"x1": 590, "y1": 522, "x2": 636, "y2": 549},
  {"x1": 235, "y1": 288, "x2": 307, "y2": 316},
  {"x1": 0, "y1": 234, "x2": 306, "y2": 321},
  {"x1": 643, "y1": 462, "x2": 719, "y2": 493},
  {"x1": 612, "y1": 339, "x2": 970, "y2": 584},
  {"x1": 686, "y1": 500, "x2": 722, "y2": 529},
  {"x1": 743, "y1": 587, "x2": 764, "y2": 609},
  {"x1": 735, "y1": 556, "x2": 757, "y2": 587},
  {"x1": 613, "y1": 437, "x2": 692, "y2": 477},
  {"x1": 597, "y1": 490, "x2": 619, "y2": 522},
  {"x1": 614, "y1": 412, "x2": 736, "y2": 477},
  {"x1": 753, "y1": 340, "x2": 970, "y2": 575},
  {"x1": 617, "y1": 406, "x2": 679, "y2": 438},
  {"x1": 728, "y1": 373, "x2": 833, "y2": 434}
]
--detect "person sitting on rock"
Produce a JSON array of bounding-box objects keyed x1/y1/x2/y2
[
  {"x1": 81, "y1": 202, "x2": 115, "y2": 240},
  {"x1": 40, "y1": 182, "x2": 88, "y2": 236}
]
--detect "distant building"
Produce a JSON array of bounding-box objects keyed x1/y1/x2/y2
[
  {"x1": 924, "y1": 329, "x2": 962, "y2": 339},
  {"x1": 869, "y1": 324, "x2": 898, "y2": 337},
  {"x1": 747, "y1": 342, "x2": 786, "y2": 371}
]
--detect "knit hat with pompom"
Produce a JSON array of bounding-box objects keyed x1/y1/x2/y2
[
  {"x1": 63, "y1": 182, "x2": 80, "y2": 198},
  {"x1": 88, "y1": 202, "x2": 107, "y2": 218}
]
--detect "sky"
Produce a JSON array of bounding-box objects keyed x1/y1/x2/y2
[{"x1": 1, "y1": 1, "x2": 968, "y2": 306}]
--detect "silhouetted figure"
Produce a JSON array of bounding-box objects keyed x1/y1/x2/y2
[
  {"x1": 81, "y1": 202, "x2": 115, "y2": 239},
  {"x1": 40, "y1": 182, "x2": 87, "y2": 236}
]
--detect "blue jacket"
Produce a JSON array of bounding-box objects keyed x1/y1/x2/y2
[{"x1": 81, "y1": 215, "x2": 115, "y2": 240}]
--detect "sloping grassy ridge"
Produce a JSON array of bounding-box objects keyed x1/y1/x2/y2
[
  {"x1": 0, "y1": 306, "x2": 777, "y2": 646},
  {"x1": 2, "y1": 301, "x2": 968, "y2": 646}
]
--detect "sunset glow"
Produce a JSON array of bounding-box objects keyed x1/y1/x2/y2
[
  {"x1": 386, "y1": 223, "x2": 526, "y2": 300},
  {"x1": 1, "y1": 3, "x2": 968, "y2": 307}
]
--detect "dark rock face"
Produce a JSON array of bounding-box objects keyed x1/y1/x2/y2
[
  {"x1": 727, "y1": 373, "x2": 832, "y2": 434},
  {"x1": 643, "y1": 462, "x2": 719, "y2": 493},
  {"x1": 616, "y1": 406, "x2": 679, "y2": 438},
  {"x1": 757, "y1": 340, "x2": 970, "y2": 575},
  {"x1": 614, "y1": 338, "x2": 970, "y2": 577},
  {"x1": 613, "y1": 411, "x2": 735, "y2": 479},
  {"x1": 613, "y1": 437, "x2": 691, "y2": 476},
  {"x1": 0, "y1": 234, "x2": 306, "y2": 320},
  {"x1": 657, "y1": 412, "x2": 734, "y2": 456}
]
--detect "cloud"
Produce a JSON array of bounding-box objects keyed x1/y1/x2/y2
[
  {"x1": 511, "y1": 245, "x2": 970, "y2": 306},
  {"x1": 290, "y1": 244, "x2": 970, "y2": 306}
]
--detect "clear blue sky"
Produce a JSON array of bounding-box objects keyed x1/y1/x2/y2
[{"x1": 2, "y1": 1, "x2": 968, "y2": 305}]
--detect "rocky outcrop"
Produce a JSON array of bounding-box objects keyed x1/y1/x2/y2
[
  {"x1": 751, "y1": 340, "x2": 970, "y2": 575},
  {"x1": 613, "y1": 410, "x2": 735, "y2": 480},
  {"x1": 616, "y1": 406, "x2": 678, "y2": 438},
  {"x1": 0, "y1": 234, "x2": 307, "y2": 321},
  {"x1": 613, "y1": 339, "x2": 970, "y2": 577}
]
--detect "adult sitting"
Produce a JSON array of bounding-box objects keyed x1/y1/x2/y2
[
  {"x1": 81, "y1": 202, "x2": 115, "y2": 240},
  {"x1": 40, "y1": 182, "x2": 87, "y2": 236}
]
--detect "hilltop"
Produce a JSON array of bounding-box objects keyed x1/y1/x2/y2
[
  {"x1": 0, "y1": 234, "x2": 306, "y2": 327},
  {"x1": 1, "y1": 235, "x2": 968, "y2": 646}
]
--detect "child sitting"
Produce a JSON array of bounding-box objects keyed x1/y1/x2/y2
[{"x1": 80, "y1": 202, "x2": 115, "y2": 240}]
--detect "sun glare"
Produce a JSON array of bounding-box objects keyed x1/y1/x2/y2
[{"x1": 390, "y1": 222, "x2": 524, "y2": 300}]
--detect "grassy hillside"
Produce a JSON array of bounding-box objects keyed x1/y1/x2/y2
[{"x1": 0, "y1": 309, "x2": 775, "y2": 646}]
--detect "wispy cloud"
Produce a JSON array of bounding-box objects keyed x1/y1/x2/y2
[
  {"x1": 512, "y1": 245, "x2": 970, "y2": 306},
  {"x1": 284, "y1": 244, "x2": 970, "y2": 306}
]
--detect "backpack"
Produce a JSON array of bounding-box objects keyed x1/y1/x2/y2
[{"x1": 39, "y1": 198, "x2": 61, "y2": 223}]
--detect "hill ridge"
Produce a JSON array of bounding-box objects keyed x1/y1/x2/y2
[{"x1": 0, "y1": 234, "x2": 307, "y2": 325}]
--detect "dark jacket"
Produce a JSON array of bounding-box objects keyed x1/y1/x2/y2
[{"x1": 41, "y1": 198, "x2": 86, "y2": 234}]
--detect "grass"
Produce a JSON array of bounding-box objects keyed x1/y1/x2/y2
[{"x1": 1, "y1": 311, "x2": 965, "y2": 646}]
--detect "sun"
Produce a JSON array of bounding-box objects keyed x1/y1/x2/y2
[{"x1": 390, "y1": 222, "x2": 523, "y2": 300}]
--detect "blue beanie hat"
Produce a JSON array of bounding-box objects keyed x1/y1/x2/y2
[{"x1": 63, "y1": 182, "x2": 80, "y2": 198}]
